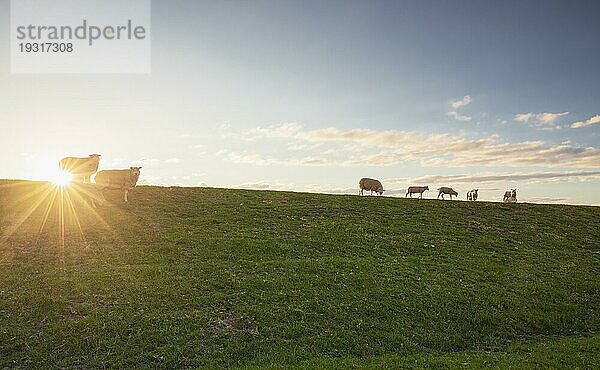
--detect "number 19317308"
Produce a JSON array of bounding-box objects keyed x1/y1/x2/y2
[{"x1": 19, "y1": 42, "x2": 73, "y2": 53}]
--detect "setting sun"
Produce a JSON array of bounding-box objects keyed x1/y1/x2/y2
[{"x1": 50, "y1": 171, "x2": 72, "y2": 187}]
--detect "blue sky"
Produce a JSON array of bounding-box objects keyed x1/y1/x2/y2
[{"x1": 1, "y1": 0, "x2": 599, "y2": 204}]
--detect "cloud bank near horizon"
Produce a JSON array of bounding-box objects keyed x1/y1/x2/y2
[{"x1": 241, "y1": 123, "x2": 600, "y2": 169}]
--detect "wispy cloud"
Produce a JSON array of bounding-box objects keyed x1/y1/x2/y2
[
  {"x1": 286, "y1": 142, "x2": 323, "y2": 151},
  {"x1": 302, "y1": 157, "x2": 329, "y2": 166},
  {"x1": 132, "y1": 157, "x2": 183, "y2": 167},
  {"x1": 448, "y1": 96, "x2": 472, "y2": 121},
  {"x1": 220, "y1": 150, "x2": 329, "y2": 167},
  {"x1": 447, "y1": 111, "x2": 472, "y2": 122},
  {"x1": 384, "y1": 170, "x2": 600, "y2": 185},
  {"x1": 248, "y1": 122, "x2": 303, "y2": 139},
  {"x1": 246, "y1": 124, "x2": 600, "y2": 169},
  {"x1": 232, "y1": 180, "x2": 295, "y2": 191},
  {"x1": 571, "y1": 114, "x2": 600, "y2": 129},
  {"x1": 132, "y1": 158, "x2": 161, "y2": 166},
  {"x1": 538, "y1": 112, "x2": 569, "y2": 123},
  {"x1": 514, "y1": 112, "x2": 569, "y2": 129},
  {"x1": 525, "y1": 197, "x2": 569, "y2": 204},
  {"x1": 305, "y1": 184, "x2": 357, "y2": 194},
  {"x1": 514, "y1": 113, "x2": 534, "y2": 122},
  {"x1": 451, "y1": 95, "x2": 472, "y2": 109}
]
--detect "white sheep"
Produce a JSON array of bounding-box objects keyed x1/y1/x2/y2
[
  {"x1": 358, "y1": 178, "x2": 384, "y2": 196},
  {"x1": 437, "y1": 187, "x2": 458, "y2": 200},
  {"x1": 503, "y1": 189, "x2": 517, "y2": 203},
  {"x1": 406, "y1": 186, "x2": 429, "y2": 198},
  {"x1": 95, "y1": 167, "x2": 142, "y2": 202},
  {"x1": 466, "y1": 189, "x2": 478, "y2": 201},
  {"x1": 59, "y1": 154, "x2": 101, "y2": 183}
]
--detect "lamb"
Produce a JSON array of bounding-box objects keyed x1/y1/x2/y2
[
  {"x1": 466, "y1": 189, "x2": 478, "y2": 201},
  {"x1": 59, "y1": 154, "x2": 101, "y2": 183},
  {"x1": 503, "y1": 189, "x2": 517, "y2": 203},
  {"x1": 406, "y1": 186, "x2": 429, "y2": 198},
  {"x1": 358, "y1": 177, "x2": 384, "y2": 196},
  {"x1": 437, "y1": 187, "x2": 458, "y2": 200},
  {"x1": 95, "y1": 167, "x2": 142, "y2": 202}
]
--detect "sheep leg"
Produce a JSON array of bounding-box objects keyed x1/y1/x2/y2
[{"x1": 124, "y1": 189, "x2": 128, "y2": 202}]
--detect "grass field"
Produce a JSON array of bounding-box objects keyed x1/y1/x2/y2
[{"x1": 0, "y1": 180, "x2": 599, "y2": 368}]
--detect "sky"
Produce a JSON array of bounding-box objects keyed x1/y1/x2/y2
[{"x1": 0, "y1": 0, "x2": 599, "y2": 205}]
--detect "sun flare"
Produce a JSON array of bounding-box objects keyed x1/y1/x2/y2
[{"x1": 50, "y1": 171, "x2": 73, "y2": 187}]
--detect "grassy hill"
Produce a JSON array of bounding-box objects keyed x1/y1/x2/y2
[{"x1": 0, "y1": 180, "x2": 599, "y2": 368}]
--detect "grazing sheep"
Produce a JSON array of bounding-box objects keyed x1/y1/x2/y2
[
  {"x1": 467, "y1": 189, "x2": 479, "y2": 201},
  {"x1": 437, "y1": 187, "x2": 458, "y2": 200},
  {"x1": 358, "y1": 178, "x2": 384, "y2": 196},
  {"x1": 406, "y1": 186, "x2": 429, "y2": 198},
  {"x1": 503, "y1": 189, "x2": 517, "y2": 203},
  {"x1": 59, "y1": 154, "x2": 101, "y2": 183},
  {"x1": 95, "y1": 167, "x2": 142, "y2": 202}
]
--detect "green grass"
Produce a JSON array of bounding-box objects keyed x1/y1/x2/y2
[{"x1": 0, "y1": 179, "x2": 599, "y2": 368}]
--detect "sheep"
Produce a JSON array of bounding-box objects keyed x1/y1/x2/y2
[
  {"x1": 59, "y1": 154, "x2": 101, "y2": 183},
  {"x1": 95, "y1": 167, "x2": 142, "y2": 202},
  {"x1": 358, "y1": 178, "x2": 384, "y2": 196},
  {"x1": 503, "y1": 189, "x2": 517, "y2": 203},
  {"x1": 466, "y1": 189, "x2": 479, "y2": 201},
  {"x1": 437, "y1": 187, "x2": 458, "y2": 200},
  {"x1": 406, "y1": 186, "x2": 429, "y2": 198}
]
